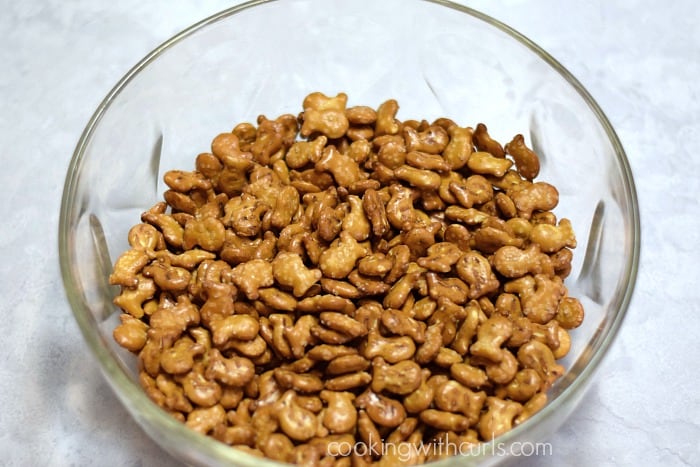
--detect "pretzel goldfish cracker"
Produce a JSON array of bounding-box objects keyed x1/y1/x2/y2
[{"x1": 111, "y1": 92, "x2": 585, "y2": 465}]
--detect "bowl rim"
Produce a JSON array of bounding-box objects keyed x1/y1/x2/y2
[{"x1": 59, "y1": 0, "x2": 641, "y2": 464}]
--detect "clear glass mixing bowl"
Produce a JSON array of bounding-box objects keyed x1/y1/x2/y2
[{"x1": 59, "y1": 0, "x2": 640, "y2": 465}]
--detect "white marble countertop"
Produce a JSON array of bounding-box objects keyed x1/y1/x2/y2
[{"x1": 1, "y1": 0, "x2": 698, "y2": 465}]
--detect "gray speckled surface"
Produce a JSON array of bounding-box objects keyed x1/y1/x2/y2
[{"x1": 1, "y1": 0, "x2": 698, "y2": 466}]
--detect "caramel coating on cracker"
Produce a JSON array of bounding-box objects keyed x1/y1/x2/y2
[{"x1": 111, "y1": 93, "x2": 584, "y2": 464}]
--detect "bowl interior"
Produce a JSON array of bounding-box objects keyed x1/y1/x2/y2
[{"x1": 59, "y1": 0, "x2": 639, "y2": 465}]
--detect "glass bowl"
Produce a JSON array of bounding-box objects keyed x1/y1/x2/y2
[{"x1": 59, "y1": 0, "x2": 640, "y2": 465}]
